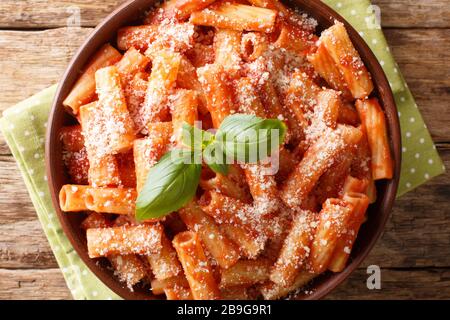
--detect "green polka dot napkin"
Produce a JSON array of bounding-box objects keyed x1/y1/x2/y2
[{"x1": 0, "y1": 0, "x2": 445, "y2": 300}]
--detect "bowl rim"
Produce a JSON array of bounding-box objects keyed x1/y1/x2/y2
[{"x1": 45, "y1": 0, "x2": 401, "y2": 300}]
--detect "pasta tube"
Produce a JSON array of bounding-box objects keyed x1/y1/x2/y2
[
  {"x1": 190, "y1": 3, "x2": 277, "y2": 33},
  {"x1": 63, "y1": 44, "x2": 122, "y2": 114},
  {"x1": 87, "y1": 224, "x2": 163, "y2": 258},
  {"x1": 179, "y1": 201, "x2": 240, "y2": 269},
  {"x1": 172, "y1": 231, "x2": 220, "y2": 300}
]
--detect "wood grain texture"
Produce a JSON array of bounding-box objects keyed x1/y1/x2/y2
[
  {"x1": 0, "y1": 156, "x2": 36, "y2": 224},
  {"x1": 373, "y1": 0, "x2": 450, "y2": 28},
  {"x1": 0, "y1": 0, "x2": 449, "y2": 28},
  {"x1": 0, "y1": 269, "x2": 71, "y2": 300},
  {"x1": 0, "y1": 0, "x2": 125, "y2": 29},
  {"x1": 0, "y1": 156, "x2": 42, "y2": 224},
  {"x1": 384, "y1": 29, "x2": 450, "y2": 143},
  {"x1": 327, "y1": 267, "x2": 450, "y2": 299},
  {"x1": 0, "y1": 28, "x2": 92, "y2": 112},
  {"x1": 0, "y1": 142, "x2": 11, "y2": 156},
  {"x1": 0, "y1": 220, "x2": 58, "y2": 269}
]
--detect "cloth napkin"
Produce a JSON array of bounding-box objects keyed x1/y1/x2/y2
[{"x1": 0, "y1": 0, "x2": 445, "y2": 300}]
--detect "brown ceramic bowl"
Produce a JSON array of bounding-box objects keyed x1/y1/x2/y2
[{"x1": 46, "y1": 0, "x2": 401, "y2": 300}]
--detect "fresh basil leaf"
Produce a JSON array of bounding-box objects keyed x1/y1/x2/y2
[
  {"x1": 136, "y1": 150, "x2": 201, "y2": 220},
  {"x1": 215, "y1": 114, "x2": 286, "y2": 163},
  {"x1": 203, "y1": 142, "x2": 229, "y2": 175},
  {"x1": 181, "y1": 122, "x2": 215, "y2": 151}
]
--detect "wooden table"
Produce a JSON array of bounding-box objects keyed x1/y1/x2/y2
[{"x1": 0, "y1": 0, "x2": 449, "y2": 300}]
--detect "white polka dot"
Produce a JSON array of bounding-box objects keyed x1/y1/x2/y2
[
  {"x1": 24, "y1": 130, "x2": 30, "y2": 136},
  {"x1": 34, "y1": 153, "x2": 40, "y2": 159},
  {"x1": 82, "y1": 269, "x2": 88, "y2": 276},
  {"x1": 29, "y1": 169, "x2": 34, "y2": 175},
  {"x1": 54, "y1": 245, "x2": 60, "y2": 252},
  {"x1": 406, "y1": 182, "x2": 411, "y2": 188},
  {"x1": 30, "y1": 115, "x2": 35, "y2": 121},
  {"x1": 351, "y1": 9, "x2": 356, "y2": 15},
  {"x1": 19, "y1": 146, "x2": 25, "y2": 152},
  {"x1": 443, "y1": 165, "x2": 446, "y2": 171},
  {"x1": 336, "y1": 2, "x2": 342, "y2": 8},
  {"x1": 419, "y1": 138, "x2": 425, "y2": 144},
  {"x1": 380, "y1": 60, "x2": 385, "y2": 66},
  {"x1": 372, "y1": 39, "x2": 378, "y2": 45},
  {"x1": 424, "y1": 123, "x2": 428, "y2": 129},
  {"x1": 44, "y1": 122, "x2": 47, "y2": 128},
  {"x1": 415, "y1": 153, "x2": 420, "y2": 159},
  {"x1": 386, "y1": 47, "x2": 390, "y2": 52},
  {"x1": 428, "y1": 159, "x2": 434, "y2": 165},
  {"x1": 405, "y1": 132, "x2": 411, "y2": 138},
  {"x1": 38, "y1": 191, "x2": 45, "y2": 197},
  {"x1": 92, "y1": 291, "x2": 98, "y2": 297},
  {"x1": 400, "y1": 96, "x2": 405, "y2": 102},
  {"x1": 62, "y1": 268, "x2": 68, "y2": 273},
  {"x1": 402, "y1": 147, "x2": 407, "y2": 153},
  {"x1": 359, "y1": 31, "x2": 364, "y2": 37},
  {"x1": 394, "y1": 68, "x2": 398, "y2": 73},
  {"x1": 47, "y1": 223, "x2": 52, "y2": 229},
  {"x1": 398, "y1": 111, "x2": 401, "y2": 117},
  {"x1": 424, "y1": 173, "x2": 430, "y2": 180},
  {"x1": 410, "y1": 168, "x2": 416, "y2": 173},
  {"x1": 410, "y1": 117, "x2": 415, "y2": 123},
  {"x1": 44, "y1": 175, "x2": 48, "y2": 181}
]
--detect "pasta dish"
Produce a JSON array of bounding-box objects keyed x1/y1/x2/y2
[{"x1": 58, "y1": 0, "x2": 393, "y2": 300}]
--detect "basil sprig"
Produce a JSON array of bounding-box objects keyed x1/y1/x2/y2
[
  {"x1": 216, "y1": 114, "x2": 287, "y2": 163},
  {"x1": 136, "y1": 150, "x2": 201, "y2": 221},
  {"x1": 136, "y1": 114, "x2": 286, "y2": 221},
  {"x1": 181, "y1": 123, "x2": 214, "y2": 151},
  {"x1": 203, "y1": 142, "x2": 229, "y2": 175}
]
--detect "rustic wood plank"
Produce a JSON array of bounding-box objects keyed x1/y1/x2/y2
[
  {"x1": 0, "y1": 155, "x2": 41, "y2": 224},
  {"x1": 384, "y1": 28, "x2": 450, "y2": 143},
  {"x1": 0, "y1": 268, "x2": 72, "y2": 300},
  {"x1": 0, "y1": 28, "x2": 449, "y2": 149},
  {"x1": 0, "y1": 28, "x2": 92, "y2": 112},
  {"x1": 373, "y1": 0, "x2": 450, "y2": 28},
  {"x1": 0, "y1": 220, "x2": 58, "y2": 269},
  {"x1": 0, "y1": 141, "x2": 11, "y2": 156},
  {"x1": 327, "y1": 267, "x2": 450, "y2": 299},
  {"x1": 0, "y1": 0, "x2": 448, "y2": 29},
  {"x1": 0, "y1": 27, "x2": 92, "y2": 152},
  {"x1": 0, "y1": 0, "x2": 124, "y2": 29},
  {"x1": 0, "y1": 146, "x2": 448, "y2": 269}
]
